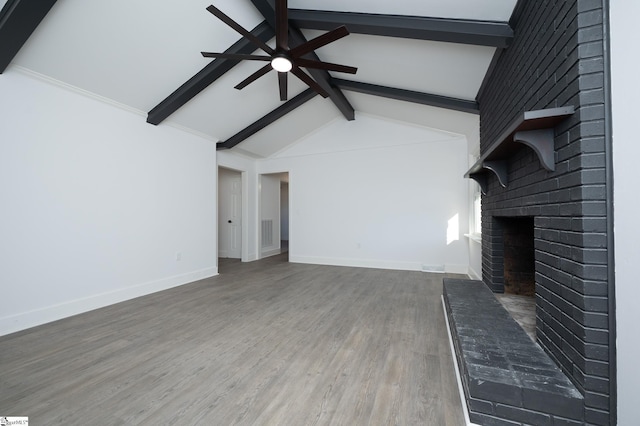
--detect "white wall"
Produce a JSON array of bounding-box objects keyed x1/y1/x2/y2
[
  {"x1": 467, "y1": 152, "x2": 482, "y2": 280},
  {"x1": 0, "y1": 70, "x2": 218, "y2": 336},
  {"x1": 468, "y1": 235, "x2": 482, "y2": 280},
  {"x1": 610, "y1": 2, "x2": 640, "y2": 424},
  {"x1": 259, "y1": 114, "x2": 471, "y2": 272}
]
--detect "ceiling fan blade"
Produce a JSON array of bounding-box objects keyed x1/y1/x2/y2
[
  {"x1": 278, "y1": 72, "x2": 288, "y2": 101},
  {"x1": 275, "y1": 0, "x2": 288, "y2": 51},
  {"x1": 201, "y1": 52, "x2": 272, "y2": 61},
  {"x1": 289, "y1": 26, "x2": 350, "y2": 58},
  {"x1": 206, "y1": 5, "x2": 275, "y2": 55},
  {"x1": 291, "y1": 68, "x2": 329, "y2": 98},
  {"x1": 235, "y1": 64, "x2": 272, "y2": 90},
  {"x1": 295, "y1": 58, "x2": 357, "y2": 74}
]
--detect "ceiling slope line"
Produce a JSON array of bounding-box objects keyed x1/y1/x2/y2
[
  {"x1": 249, "y1": 0, "x2": 355, "y2": 121},
  {"x1": 289, "y1": 9, "x2": 513, "y2": 48},
  {"x1": 146, "y1": 20, "x2": 275, "y2": 125},
  {"x1": 332, "y1": 78, "x2": 479, "y2": 114},
  {"x1": 217, "y1": 88, "x2": 317, "y2": 150},
  {"x1": 0, "y1": 0, "x2": 59, "y2": 73}
]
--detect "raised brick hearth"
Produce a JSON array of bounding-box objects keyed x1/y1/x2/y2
[{"x1": 444, "y1": 278, "x2": 584, "y2": 425}]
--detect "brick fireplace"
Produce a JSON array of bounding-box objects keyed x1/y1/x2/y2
[{"x1": 471, "y1": 1, "x2": 614, "y2": 424}]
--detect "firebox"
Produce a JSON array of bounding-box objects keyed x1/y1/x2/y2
[{"x1": 501, "y1": 217, "x2": 535, "y2": 296}]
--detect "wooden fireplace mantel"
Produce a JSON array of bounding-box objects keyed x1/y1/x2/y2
[{"x1": 465, "y1": 106, "x2": 575, "y2": 194}]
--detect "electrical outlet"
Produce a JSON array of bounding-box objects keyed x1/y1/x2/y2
[{"x1": 175, "y1": 251, "x2": 182, "y2": 261}]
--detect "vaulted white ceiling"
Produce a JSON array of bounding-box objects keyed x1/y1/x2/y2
[{"x1": 6, "y1": 0, "x2": 517, "y2": 157}]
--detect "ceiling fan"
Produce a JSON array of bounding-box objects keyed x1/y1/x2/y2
[{"x1": 201, "y1": 0, "x2": 358, "y2": 101}]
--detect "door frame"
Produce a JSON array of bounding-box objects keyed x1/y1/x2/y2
[
  {"x1": 258, "y1": 171, "x2": 290, "y2": 260},
  {"x1": 217, "y1": 166, "x2": 247, "y2": 261}
]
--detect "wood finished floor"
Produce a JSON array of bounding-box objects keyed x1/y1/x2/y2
[{"x1": 0, "y1": 254, "x2": 465, "y2": 425}]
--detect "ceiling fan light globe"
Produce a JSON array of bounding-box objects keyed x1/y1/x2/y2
[{"x1": 271, "y1": 56, "x2": 293, "y2": 73}]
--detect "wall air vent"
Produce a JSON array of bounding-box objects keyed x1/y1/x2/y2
[{"x1": 261, "y1": 219, "x2": 273, "y2": 248}]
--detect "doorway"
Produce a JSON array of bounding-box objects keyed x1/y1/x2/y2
[
  {"x1": 260, "y1": 172, "x2": 289, "y2": 259},
  {"x1": 218, "y1": 167, "x2": 242, "y2": 259}
]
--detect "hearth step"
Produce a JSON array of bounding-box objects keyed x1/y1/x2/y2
[{"x1": 443, "y1": 278, "x2": 584, "y2": 425}]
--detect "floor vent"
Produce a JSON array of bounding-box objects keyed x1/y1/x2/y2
[
  {"x1": 422, "y1": 264, "x2": 445, "y2": 273},
  {"x1": 261, "y1": 219, "x2": 273, "y2": 248}
]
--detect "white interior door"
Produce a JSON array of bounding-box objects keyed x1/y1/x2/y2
[{"x1": 218, "y1": 169, "x2": 242, "y2": 259}]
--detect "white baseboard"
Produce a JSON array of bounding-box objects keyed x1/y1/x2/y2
[
  {"x1": 288, "y1": 255, "x2": 469, "y2": 274},
  {"x1": 0, "y1": 267, "x2": 218, "y2": 337},
  {"x1": 441, "y1": 296, "x2": 480, "y2": 426},
  {"x1": 467, "y1": 265, "x2": 481, "y2": 280},
  {"x1": 446, "y1": 264, "x2": 471, "y2": 275},
  {"x1": 289, "y1": 255, "x2": 423, "y2": 271},
  {"x1": 244, "y1": 251, "x2": 259, "y2": 262},
  {"x1": 261, "y1": 247, "x2": 283, "y2": 258}
]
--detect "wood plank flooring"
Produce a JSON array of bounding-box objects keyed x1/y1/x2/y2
[{"x1": 0, "y1": 254, "x2": 465, "y2": 425}]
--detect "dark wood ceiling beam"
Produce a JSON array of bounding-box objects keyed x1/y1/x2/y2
[
  {"x1": 0, "y1": 0, "x2": 59, "y2": 73},
  {"x1": 249, "y1": 0, "x2": 355, "y2": 121},
  {"x1": 332, "y1": 78, "x2": 479, "y2": 114},
  {"x1": 147, "y1": 21, "x2": 274, "y2": 125},
  {"x1": 250, "y1": 0, "x2": 277, "y2": 27},
  {"x1": 289, "y1": 9, "x2": 513, "y2": 48},
  {"x1": 289, "y1": 28, "x2": 355, "y2": 120},
  {"x1": 218, "y1": 88, "x2": 317, "y2": 150}
]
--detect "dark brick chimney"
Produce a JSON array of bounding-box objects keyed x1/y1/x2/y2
[{"x1": 477, "y1": 1, "x2": 612, "y2": 424}]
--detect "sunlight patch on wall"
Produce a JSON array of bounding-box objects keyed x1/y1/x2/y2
[{"x1": 447, "y1": 214, "x2": 460, "y2": 245}]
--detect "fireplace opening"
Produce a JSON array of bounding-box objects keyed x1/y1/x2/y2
[
  {"x1": 503, "y1": 217, "x2": 535, "y2": 296},
  {"x1": 495, "y1": 217, "x2": 536, "y2": 340}
]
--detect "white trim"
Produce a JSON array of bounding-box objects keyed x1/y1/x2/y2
[
  {"x1": 271, "y1": 111, "x2": 465, "y2": 161},
  {"x1": 12, "y1": 65, "x2": 146, "y2": 117},
  {"x1": 467, "y1": 265, "x2": 481, "y2": 281},
  {"x1": 464, "y1": 233, "x2": 482, "y2": 243},
  {"x1": 273, "y1": 132, "x2": 464, "y2": 161},
  {"x1": 164, "y1": 121, "x2": 218, "y2": 143},
  {"x1": 11, "y1": 65, "x2": 218, "y2": 143},
  {"x1": 261, "y1": 247, "x2": 283, "y2": 258},
  {"x1": 290, "y1": 255, "x2": 468, "y2": 274},
  {"x1": 0, "y1": 267, "x2": 218, "y2": 337},
  {"x1": 270, "y1": 116, "x2": 343, "y2": 158},
  {"x1": 446, "y1": 264, "x2": 470, "y2": 274},
  {"x1": 290, "y1": 255, "x2": 422, "y2": 271},
  {"x1": 357, "y1": 110, "x2": 467, "y2": 139},
  {"x1": 442, "y1": 296, "x2": 481, "y2": 426}
]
